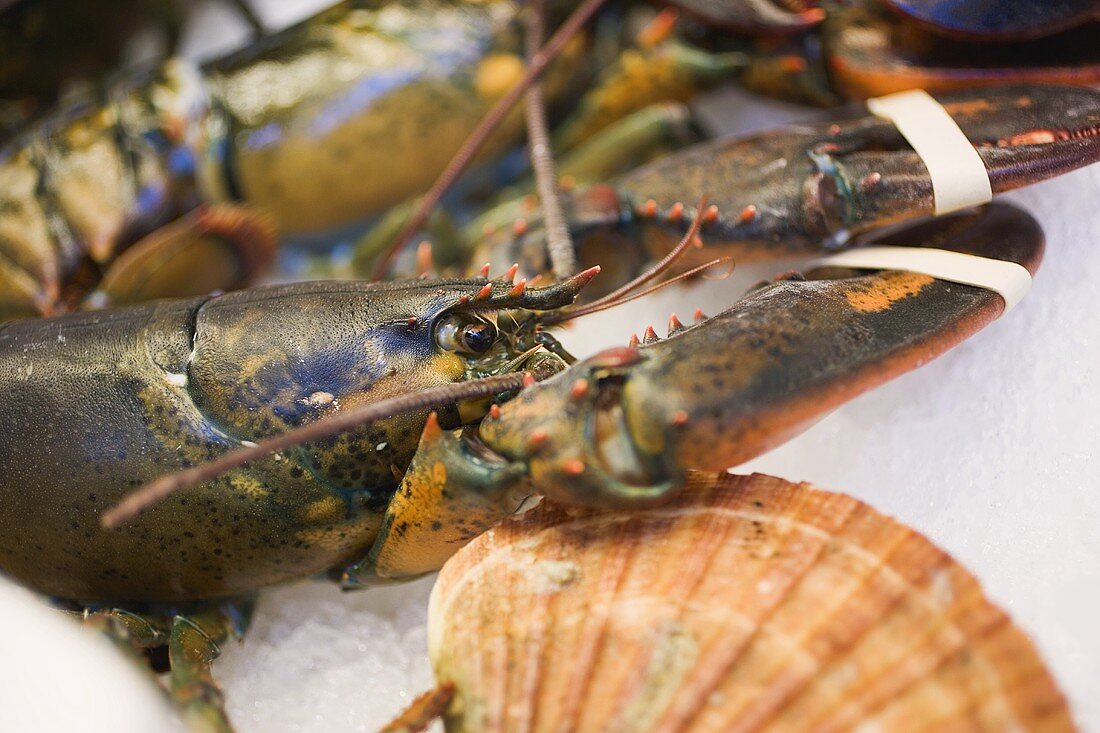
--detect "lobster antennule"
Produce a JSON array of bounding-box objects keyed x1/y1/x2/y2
[{"x1": 544, "y1": 197, "x2": 714, "y2": 325}]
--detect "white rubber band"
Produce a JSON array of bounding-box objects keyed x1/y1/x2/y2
[
  {"x1": 815, "y1": 246, "x2": 1032, "y2": 314},
  {"x1": 867, "y1": 90, "x2": 993, "y2": 215}
]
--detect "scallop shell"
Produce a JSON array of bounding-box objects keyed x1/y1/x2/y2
[{"x1": 428, "y1": 472, "x2": 1075, "y2": 733}]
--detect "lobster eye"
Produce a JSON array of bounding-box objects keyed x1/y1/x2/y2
[
  {"x1": 435, "y1": 316, "x2": 498, "y2": 355},
  {"x1": 461, "y1": 322, "x2": 497, "y2": 353}
]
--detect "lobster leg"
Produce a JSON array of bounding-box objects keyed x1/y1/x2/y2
[
  {"x1": 83, "y1": 602, "x2": 253, "y2": 732},
  {"x1": 169, "y1": 613, "x2": 234, "y2": 733}
]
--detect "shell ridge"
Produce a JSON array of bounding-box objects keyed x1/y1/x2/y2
[
  {"x1": 655, "y1": 482, "x2": 865, "y2": 733},
  {"x1": 556, "y1": 517, "x2": 636, "y2": 733},
  {"x1": 711, "y1": 507, "x2": 938, "y2": 732},
  {"x1": 607, "y1": 499, "x2": 745, "y2": 732},
  {"x1": 766, "y1": 535, "x2": 960, "y2": 728}
]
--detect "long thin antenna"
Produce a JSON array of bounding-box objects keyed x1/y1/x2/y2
[
  {"x1": 102, "y1": 372, "x2": 529, "y2": 529},
  {"x1": 525, "y1": 0, "x2": 578, "y2": 279},
  {"x1": 370, "y1": 0, "x2": 608, "y2": 279},
  {"x1": 551, "y1": 256, "x2": 734, "y2": 321},
  {"x1": 542, "y1": 196, "x2": 711, "y2": 324}
]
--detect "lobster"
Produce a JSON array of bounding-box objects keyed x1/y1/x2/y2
[
  {"x1": 0, "y1": 199, "x2": 1046, "y2": 731},
  {"x1": 0, "y1": 5, "x2": 1097, "y2": 729},
  {"x1": 0, "y1": 0, "x2": 754, "y2": 322}
]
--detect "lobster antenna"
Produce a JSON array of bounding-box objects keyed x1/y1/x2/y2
[
  {"x1": 524, "y1": 0, "x2": 578, "y2": 280},
  {"x1": 549, "y1": 257, "x2": 734, "y2": 322},
  {"x1": 543, "y1": 196, "x2": 715, "y2": 324},
  {"x1": 371, "y1": 0, "x2": 609, "y2": 279},
  {"x1": 101, "y1": 372, "x2": 529, "y2": 529}
]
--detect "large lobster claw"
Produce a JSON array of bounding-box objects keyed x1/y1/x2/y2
[{"x1": 476, "y1": 202, "x2": 1043, "y2": 507}]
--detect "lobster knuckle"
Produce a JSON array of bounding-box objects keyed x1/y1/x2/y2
[{"x1": 365, "y1": 422, "x2": 531, "y2": 582}]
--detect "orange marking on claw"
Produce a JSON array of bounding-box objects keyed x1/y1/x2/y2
[{"x1": 844, "y1": 271, "x2": 934, "y2": 313}]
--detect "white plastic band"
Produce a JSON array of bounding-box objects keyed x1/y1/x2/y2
[
  {"x1": 867, "y1": 89, "x2": 993, "y2": 215},
  {"x1": 816, "y1": 246, "x2": 1032, "y2": 314}
]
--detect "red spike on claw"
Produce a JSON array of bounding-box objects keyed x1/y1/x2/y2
[
  {"x1": 590, "y1": 347, "x2": 643, "y2": 368},
  {"x1": 672, "y1": 410, "x2": 689, "y2": 427},
  {"x1": 693, "y1": 308, "x2": 706, "y2": 323},
  {"x1": 703, "y1": 204, "x2": 718, "y2": 224},
  {"x1": 512, "y1": 219, "x2": 528, "y2": 237},
  {"x1": 628, "y1": 333, "x2": 640, "y2": 348},
  {"x1": 423, "y1": 411, "x2": 442, "y2": 438},
  {"x1": 475, "y1": 283, "x2": 493, "y2": 300},
  {"x1": 739, "y1": 205, "x2": 757, "y2": 224},
  {"x1": 508, "y1": 279, "x2": 528, "y2": 298},
  {"x1": 489, "y1": 404, "x2": 501, "y2": 420},
  {"x1": 504, "y1": 263, "x2": 519, "y2": 283},
  {"x1": 566, "y1": 265, "x2": 601, "y2": 289},
  {"x1": 458, "y1": 295, "x2": 470, "y2": 305},
  {"x1": 562, "y1": 458, "x2": 585, "y2": 476},
  {"x1": 643, "y1": 325, "x2": 659, "y2": 344},
  {"x1": 668, "y1": 313, "x2": 684, "y2": 334},
  {"x1": 642, "y1": 199, "x2": 658, "y2": 218},
  {"x1": 416, "y1": 240, "x2": 434, "y2": 276},
  {"x1": 569, "y1": 379, "x2": 590, "y2": 401},
  {"x1": 528, "y1": 429, "x2": 548, "y2": 451},
  {"x1": 522, "y1": 373, "x2": 536, "y2": 388},
  {"x1": 669, "y1": 202, "x2": 684, "y2": 221},
  {"x1": 479, "y1": 263, "x2": 491, "y2": 279}
]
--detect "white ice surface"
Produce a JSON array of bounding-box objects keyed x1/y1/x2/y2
[{"x1": 4, "y1": 3, "x2": 1098, "y2": 731}]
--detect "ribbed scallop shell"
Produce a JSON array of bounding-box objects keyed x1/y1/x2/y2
[{"x1": 428, "y1": 472, "x2": 1075, "y2": 733}]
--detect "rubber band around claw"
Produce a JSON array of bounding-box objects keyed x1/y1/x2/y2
[
  {"x1": 815, "y1": 246, "x2": 1032, "y2": 314},
  {"x1": 867, "y1": 89, "x2": 993, "y2": 215}
]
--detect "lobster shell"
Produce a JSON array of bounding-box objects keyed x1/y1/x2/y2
[{"x1": 429, "y1": 471, "x2": 1075, "y2": 732}]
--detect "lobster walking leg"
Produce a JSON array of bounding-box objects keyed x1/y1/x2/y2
[{"x1": 169, "y1": 611, "x2": 239, "y2": 733}]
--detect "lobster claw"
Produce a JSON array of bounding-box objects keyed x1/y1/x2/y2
[
  {"x1": 666, "y1": 0, "x2": 825, "y2": 34},
  {"x1": 613, "y1": 83, "x2": 1100, "y2": 257},
  {"x1": 477, "y1": 85, "x2": 1097, "y2": 295},
  {"x1": 475, "y1": 202, "x2": 1044, "y2": 508}
]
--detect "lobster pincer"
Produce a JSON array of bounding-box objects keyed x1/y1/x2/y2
[
  {"x1": 447, "y1": 202, "x2": 1043, "y2": 514},
  {"x1": 473, "y1": 84, "x2": 1098, "y2": 285}
]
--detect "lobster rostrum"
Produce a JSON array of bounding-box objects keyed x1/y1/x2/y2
[{"x1": 470, "y1": 83, "x2": 1100, "y2": 289}]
